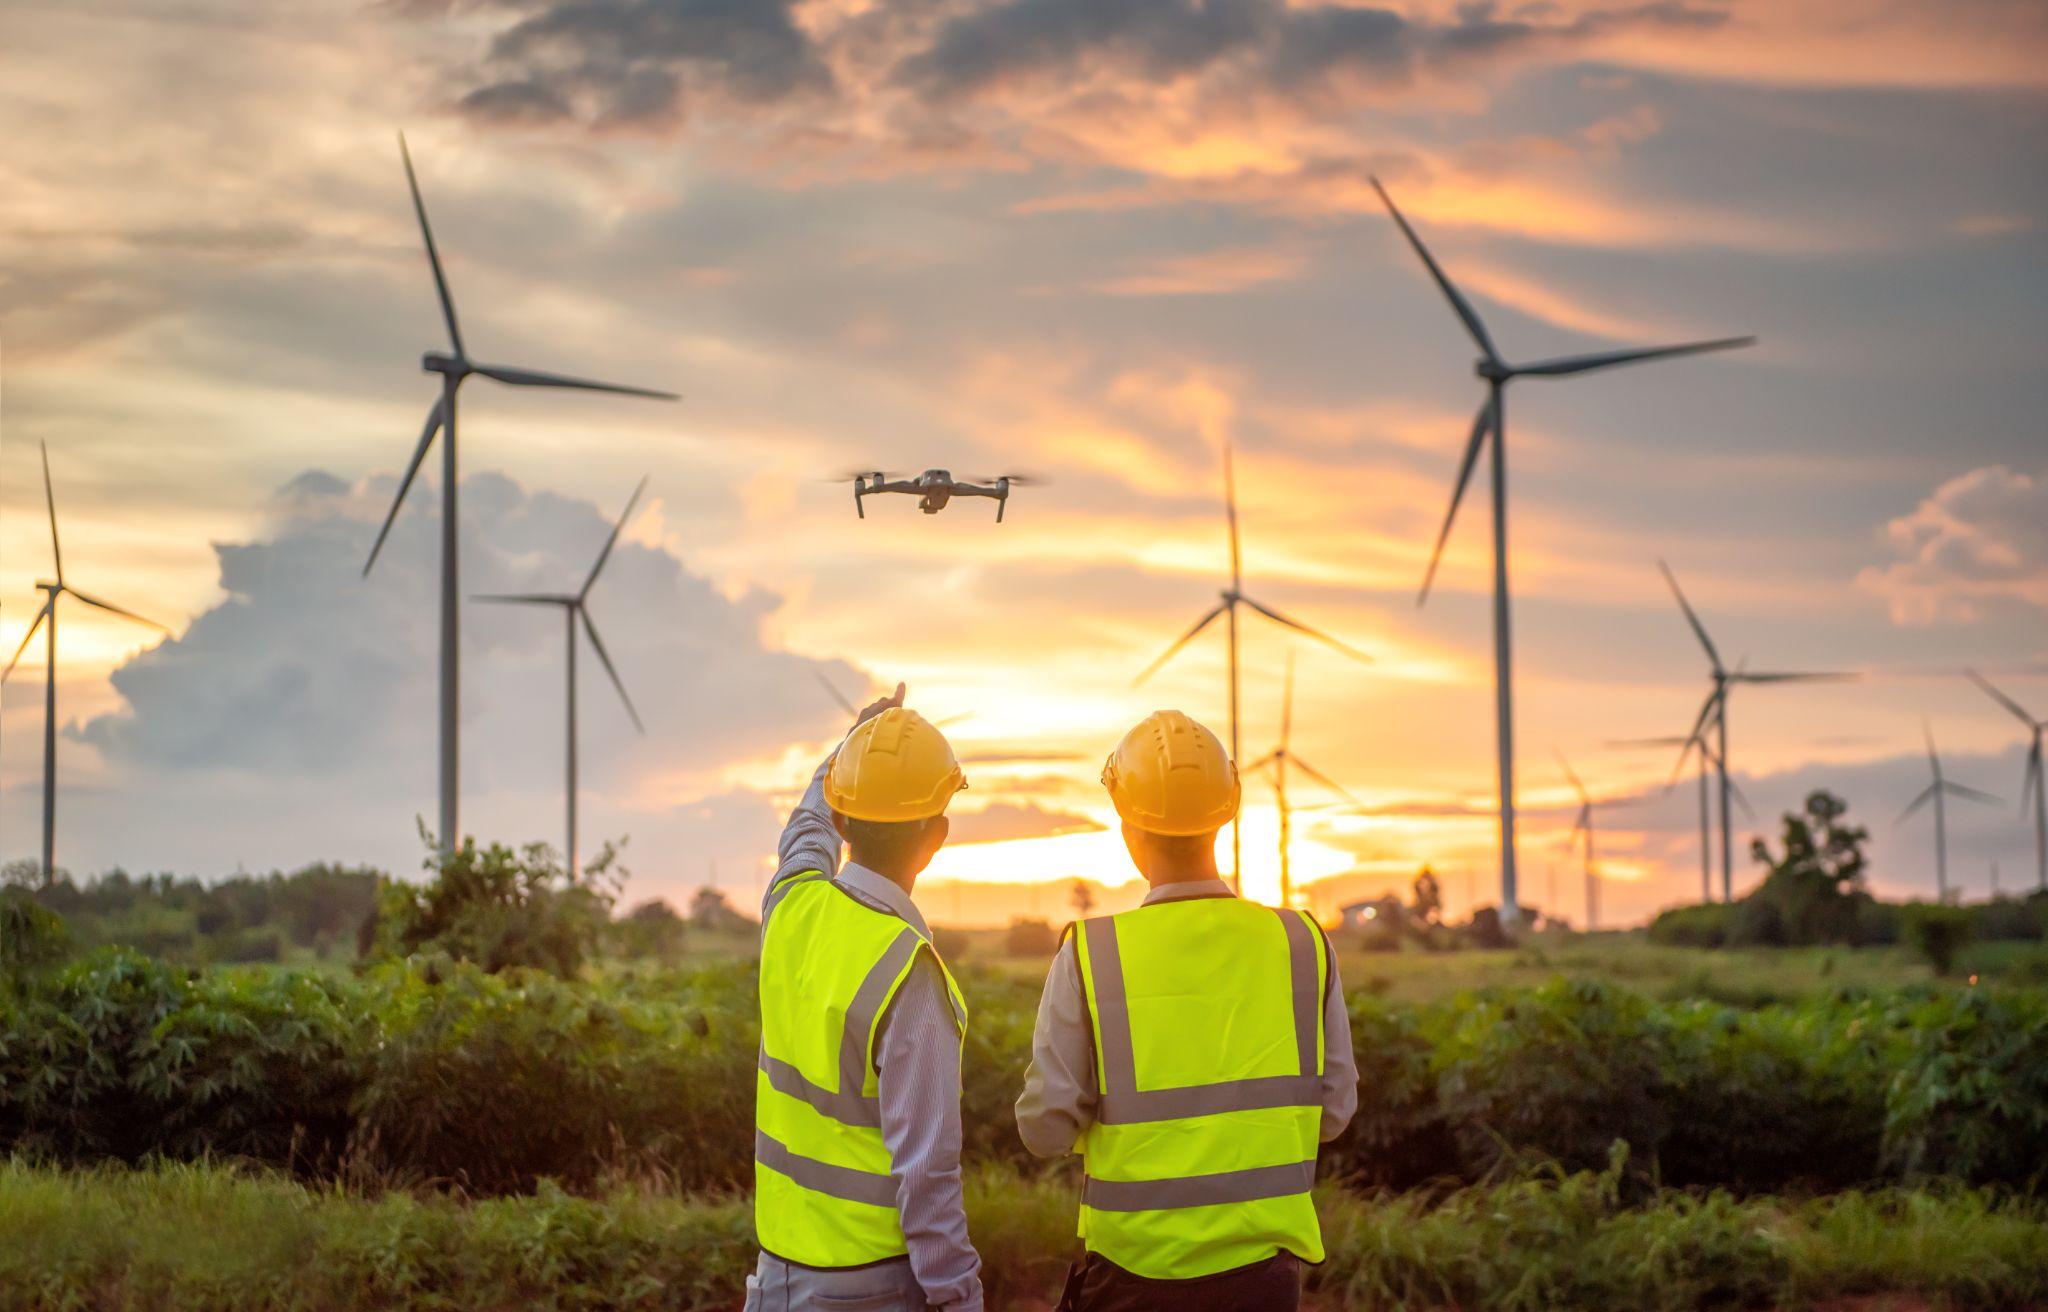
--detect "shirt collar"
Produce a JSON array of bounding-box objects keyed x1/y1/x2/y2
[
  {"x1": 835, "y1": 861, "x2": 932, "y2": 938},
  {"x1": 1142, "y1": 878, "x2": 1237, "y2": 906}
]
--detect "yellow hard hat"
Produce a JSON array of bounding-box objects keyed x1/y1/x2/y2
[
  {"x1": 1102, "y1": 710, "x2": 1239, "y2": 836},
  {"x1": 825, "y1": 707, "x2": 967, "y2": 823}
]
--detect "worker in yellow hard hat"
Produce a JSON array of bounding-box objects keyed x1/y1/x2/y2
[
  {"x1": 748, "y1": 682, "x2": 983, "y2": 1312},
  {"x1": 1015, "y1": 710, "x2": 1358, "y2": 1312}
]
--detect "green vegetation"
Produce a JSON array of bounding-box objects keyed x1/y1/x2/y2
[
  {"x1": 2, "y1": 1158, "x2": 2044, "y2": 1311},
  {"x1": 6, "y1": 947, "x2": 2047, "y2": 1195}
]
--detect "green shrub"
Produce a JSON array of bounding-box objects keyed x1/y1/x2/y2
[
  {"x1": 1905, "y1": 905, "x2": 1975, "y2": 976},
  {"x1": 364, "y1": 836, "x2": 620, "y2": 978},
  {"x1": 1881, "y1": 988, "x2": 2048, "y2": 1187}
]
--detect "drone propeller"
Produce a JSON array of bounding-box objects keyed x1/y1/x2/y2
[
  {"x1": 976, "y1": 473, "x2": 1044, "y2": 486},
  {"x1": 822, "y1": 469, "x2": 896, "y2": 484}
]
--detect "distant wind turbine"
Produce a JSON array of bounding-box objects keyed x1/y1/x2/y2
[
  {"x1": 364, "y1": 134, "x2": 676, "y2": 854},
  {"x1": 1134, "y1": 441, "x2": 1371, "y2": 895},
  {"x1": 1967, "y1": 670, "x2": 2045, "y2": 891},
  {"x1": 1612, "y1": 718, "x2": 1755, "y2": 905},
  {"x1": 1659, "y1": 560, "x2": 1848, "y2": 901},
  {"x1": 1897, "y1": 721, "x2": 1999, "y2": 904},
  {"x1": 1245, "y1": 652, "x2": 1360, "y2": 910},
  {"x1": 473, "y1": 477, "x2": 650, "y2": 877},
  {"x1": 1371, "y1": 176, "x2": 1753, "y2": 923},
  {"x1": 2, "y1": 444, "x2": 171, "y2": 885},
  {"x1": 1555, "y1": 750, "x2": 1601, "y2": 931}
]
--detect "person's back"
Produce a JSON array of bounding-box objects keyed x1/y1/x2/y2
[
  {"x1": 749, "y1": 685, "x2": 984, "y2": 1312},
  {"x1": 1016, "y1": 711, "x2": 1357, "y2": 1311}
]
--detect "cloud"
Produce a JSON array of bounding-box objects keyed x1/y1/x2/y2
[
  {"x1": 66, "y1": 468, "x2": 858, "y2": 886},
  {"x1": 452, "y1": 0, "x2": 835, "y2": 130},
  {"x1": 948, "y1": 801, "x2": 1106, "y2": 844},
  {"x1": 1858, "y1": 466, "x2": 2048, "y2": 625}
]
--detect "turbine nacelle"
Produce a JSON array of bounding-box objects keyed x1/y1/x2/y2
[
  {"x1": 422, "y1": 351, "x2": 466, "y2": 377},
  {"x1": 1476, "y1": 359, "x2": 1512, "y2": 383}
]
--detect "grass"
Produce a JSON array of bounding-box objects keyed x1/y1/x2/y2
[{"x1": 2, "y1": 1159, "x2": 2044, "y2": 1311}]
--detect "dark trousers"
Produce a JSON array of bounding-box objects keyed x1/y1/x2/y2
[{"x1": 1056, "y1": 1251, "x2": 1300, "y2": 1312}]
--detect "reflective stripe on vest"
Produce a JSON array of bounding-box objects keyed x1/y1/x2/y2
[
  {"x1": 755, "y1": 872, "x2": 968, "y2": 1268},
  {"x1": 1075, "y1": 898, "x2": 1328, "y2": 1280}
]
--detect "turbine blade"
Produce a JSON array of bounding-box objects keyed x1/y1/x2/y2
[
  {"x1": 1238, "y1": 596, "x2": 1372, "y2": 665},
  {"x1": 66, "y1": 588, "x2": 170, "y2": 633},
  {"x1": 1133, "y1": 603, "x2": 1227, "y2": 686},
  {"x1": 398, "y1": 132, "x2": 464, "y2": 359},
  {"x1": 1243, "y1": 751, "x2": 1279, "y2": 775},
  {"x1": 1417, "y1": 396, "x2": 1495, "y2": 606},
  {"x1": 582, "y1": 475, "x2": 649, "y2": 599},
  {"x1": 1967, "y1": 669, "x2": 2037, "y2": 727},
  {"x1": 581, "y1": 608, "x2": 644, "y2": 734},
  {"x1": 1511, "y1": 336, "x2": 1755, "y2": 379},
  {"x1": 1280, "y1": 650, "x2": 1295, "y2": 750},
  {"x1": 40, "y1": 442, "x2": 63, "y2": 587},
  {"x1": 1657, "y1": 559, "x2": 1721, "y2": 669},
  {"x1": 1553, "y1": 748, "x2": 1587, "y2": 802},
  {"x1": 3, "y1": 601, "x2": 52, "y2": 683},
  {"x1": 1924, "y1": 718, "x2": 1939, "y2": 773},
  {"x1": 1943, "y1": 781, "x2": 2001, "y2": 807},
  {"x1": 472, "y1": 593, "x2": 569, "y2": 606},
  {"x1": 1223, "y1": 440, "x2": 1242, "y2": 594},
  {"x1": 2022, "y1": 740, "x2": 2041, "y2": 818},
  {"x1": 1368, "y1": 176, "x2": 1501, "y2": 364},
  {"x1": 1291, "y1": 756, "x2": 1362, "y2": 809},
  {"x1": 1608, "y1": 735, "x2": 1693, "y2": 748},
  {"x1": 1669, "y1": 689, "x2": 1721, "y2": 785},
  {"x1": 813, "y1": 669, "x2": 858, "y2": 718},
  {"x1": 1726, "y1": 776, "x2": 1759, "y2": 822},
  {"x1": 363, "y1": 397, "x2": 445, "y2": 576},
  {"x1": 1735, "y1": 671, "x2": 1856, "y2": 684},
  {"x1": 1896, "y1": 785, "x2": 1938, "y2": 826},
  {"x1": 472, "y1": 361, "x2": 677, "y2": 400}
]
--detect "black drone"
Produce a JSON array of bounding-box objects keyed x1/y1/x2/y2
[{"x1": 837, "y1": 469, "x2": 1035, "y2": 522}]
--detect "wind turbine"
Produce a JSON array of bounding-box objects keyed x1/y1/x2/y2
[
  {"x1": 473, "y1": 477, "x2": 649, "y2": 877},
  {"x1": 2, "y1": 443, "x2": 171, "y2": 885},
  {"x1": 1897, "y1": 721, "x2": 1999, "y2": 904},
  {"x1": 1371, "y1": 177, "x2": 1753, "y2": 923},
  {"x1": 1612, "y1": 717, "x2": 1755, "y2": 904},
  {"x1": 363, "y1": 134, "x2": 676, "y2": 854},
  {"x1": 1245, "y1": 652, "x2": 1360, "y2": 910},
  {"x1": 1134, "y1": 440, "x2": 1371, "y2": 895},
  {"x1": 1554, "y1": 751, "x2": 1602, "y2": 931},
  {"x1": 1967, "y1": 670, "x2": 2045, "y2": 891},
  {"x1": 1659, "y1": 560, "x2": 1848, "y2": 902}
]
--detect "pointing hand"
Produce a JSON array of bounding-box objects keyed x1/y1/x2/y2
[{"x1": 856, "y1": 682, "x2": 906, "y2": 728}]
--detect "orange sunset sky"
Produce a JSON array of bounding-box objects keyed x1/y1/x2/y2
[{"x1": 1, "y1": 0, "x2": 2044, "y2": 925}]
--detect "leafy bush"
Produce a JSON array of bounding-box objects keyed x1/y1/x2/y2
[
  {"x1": 1882, "y1": 988, "x2": 2048, "y2": 1187},
  {"x1": 1905, "y1": 905, "x2": 1975, "y2": 976},
  {"x1": 365, "y1": 836, "x2": 621, "y2": 977},
  {"x1": 7, "y1": 951, "x2": 2048, "y2": 1198}
]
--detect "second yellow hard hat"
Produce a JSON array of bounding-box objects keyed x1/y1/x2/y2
[
  {"x1": 825, "y1": 707, "x2": 967, "y2": 823},
  {"x1": 1102, "y1": 710, "x2": 1240, "y2": 836}
]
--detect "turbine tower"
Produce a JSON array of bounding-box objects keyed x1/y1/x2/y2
[
  {"x1": 1134, "y1": 440, "x2": 1371, "y2": 895},
  {"x1": 1659, "y1": 560, "x2": 1847, "y2": 901},
  {"x1": 1967, "y1": 670, "x2": 2046, "y2": 891},
  {"x1": 1245, "y1": 652, "x2": 1360, "y2": 909},
  {"x1": 364, "y1": 135, "x2": 676, "y2": 854},
  {"x1": 2, "y1": 444, "x2": 170, "y2": 885},
  {"x1": 473, "y1": 477, "x2": 649, "y2": 877},
  {"x1": 1555, "y1": 750, "x2": 1600, "y2": 931},
  {"x1": 1897, "y1": 721, "x2": 1999, "y2": 904},
  {"x1": 1371, "y1": 177, "x2": 1753, "y2": 922}
]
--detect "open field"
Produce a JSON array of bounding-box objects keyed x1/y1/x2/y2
[{"x1": 3, "y1": 1160, "x2": 2045, "y2": 1312}]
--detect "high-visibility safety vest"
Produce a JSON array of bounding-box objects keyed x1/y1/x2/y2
[
  {"x1": 755, "y1": 870, "x2": 968, "y2": 1268},
  {"x1": 1073, "y1": 896, "x2": 1330, "y2": 1280}
]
